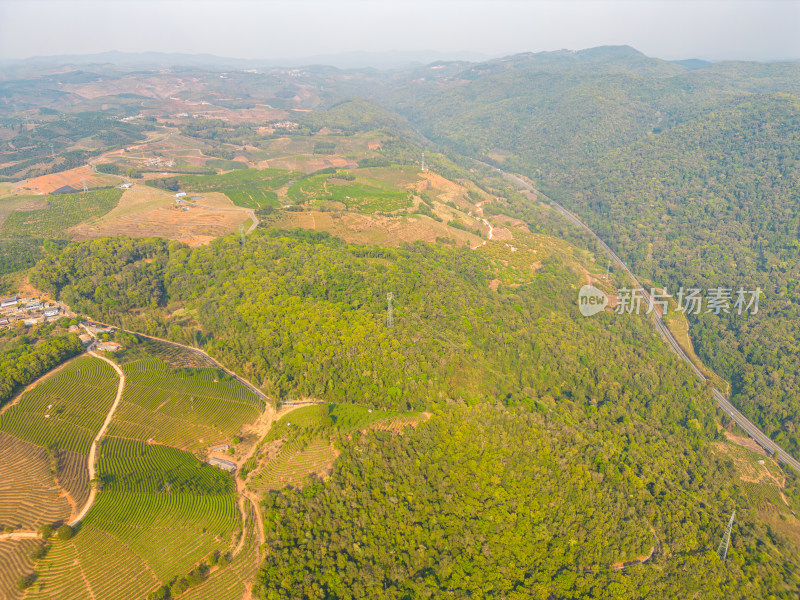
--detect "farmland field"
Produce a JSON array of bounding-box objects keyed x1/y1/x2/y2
[
  {"x1": 248, "y1": 437, "x2": 337, "y2": 492},
  {"x1": 106, "y1": 358, "x2": 264, "y2": 451},
  {"x1": 179, "y1": 501, "x2": 261, "y2": 600},
  {"x1": 0, "y1": 356, "x2": 118, "y2": 455},
  {"x1": 277, "y1": 209, "x2": 482, "y2": 247},
  {"x1": 0, "y1": 538, "x2": 43, "y2": 600},
  {"x1": 10, "y1": 166, "x2": 119, "y2": 196},
  {"x1": 287, "y1": 170, "x2": 411, "y2": 213},
  {"x1": 147, "y1": 168, "x2": 299, "y2": 209},
  {"x1": 27, "y1": 438, "x2": 240, "y2": 599},
  {"x1": 0, "y1": 195, "x2": 47, "y2": 228},
  {"x1": 0, "y1": 189, "x2": 123, "y2": 239},
  {"x1": 133, "y1": 337, "x2": 217, "y2": 368},
  {"x1": 0, "y1": 431, "x2": 72, "y2": 530},
  {"x1": 69, "y1": 186, "x2": 249, "y2": 247},
  {"x1": 97, "y1": 436, "x2": 235, "y2": 495},
  {"x1": 264, "y1": 403, "x2": 417, "y2": 441},
  {"x1": 56, "y1": 450, "x2": 90, "y2": 515}
]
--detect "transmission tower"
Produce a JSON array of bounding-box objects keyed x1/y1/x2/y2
[
  {"x1": 49, "y1": 143, "x2": 56, "y2": 160},
  {"x1": 386, "y1": 292, "x2": 394, "y2": 327},
  {"x1": 717, "y1": 510, "x2": 735, "y2": 562},
  {"x1": 420, "y1": 151, "x2": 426, "y2": 172},
  {"x1": 239, "y1": 223, "x2": 246, "y2": 245},
  {"x1": 81, "y1": 177, "x2": 88, "y2": 193}
]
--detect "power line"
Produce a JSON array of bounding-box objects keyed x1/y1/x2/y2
[{"x1": 717, "y1": 510, "x2": 735, "y2": 563}]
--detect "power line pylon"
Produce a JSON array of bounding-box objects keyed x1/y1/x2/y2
[
  {"x1": 386, "y1": 292, "x2": 394, "y2": 327},
  {"x1": 717, "y1": 510, "x2": 735, "y2": 563},
  {"x1": 420, "y1": 152, "x2": 426, "y2": 172},
  {"x1": 81, "y1": 177, "x2": 88, "y2": 193}
]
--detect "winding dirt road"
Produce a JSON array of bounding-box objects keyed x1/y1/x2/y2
[{"x1": 69, "y1": 352, "x2": 126, "y2": 527}]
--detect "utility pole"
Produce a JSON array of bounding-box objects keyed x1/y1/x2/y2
[
  {"x1": 386, "y1": 292, "x2": 394, "y2": 328},
  {"x1": 717, "y1": 510, "x2": 735, "y2": 563}
]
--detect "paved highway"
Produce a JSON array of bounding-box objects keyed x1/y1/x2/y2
[{"x1": 494, "y1": 167, "x2": 800, "y2": 473}]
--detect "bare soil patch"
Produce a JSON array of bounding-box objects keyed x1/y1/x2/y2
[
  {"x1": 279, "y1": 210, "x2": 480, "y2": 247},
  {"x1": 492, "y1": 227, "x2": 514, "y2": 241},
  {"x1": 11, "y1": 165, "x2": 115, "y2": 195},
  {"x1": 69, "y1": 186, "x2": 248, "y2": 246},
  {"x1": 259, "y1": 155, "x2": 358, "y2": 173},
  {"x1": 723, "y1": 430, "x2": 768, "y2": 456}
]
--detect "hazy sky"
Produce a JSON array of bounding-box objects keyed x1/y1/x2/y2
[{"x1": 0, "y1": 0, "x2": 798, "y2": 62}]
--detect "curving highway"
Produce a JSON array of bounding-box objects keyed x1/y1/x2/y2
[{"x1": 494, "y1": 167, "x2": 800, "y2": 473}]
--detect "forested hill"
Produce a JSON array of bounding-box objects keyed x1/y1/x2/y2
[
  {"x1": 367, "y1": 51, "x2": 800, "y2": 456},
  {"x1": 32, "y1": 231, "x2": 706, "y2": 413},
  {"x1": 32, "y1": 229, "x2": 800, "y2": 597}
]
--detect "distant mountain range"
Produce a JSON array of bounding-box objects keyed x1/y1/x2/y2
[{"x1": 1, "y1": 49, "x2": 492, "y2": 72}]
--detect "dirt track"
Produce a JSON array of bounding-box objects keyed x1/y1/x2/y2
[{"x1": 69, "y1": 352, "x2": 125, "y2": 527}]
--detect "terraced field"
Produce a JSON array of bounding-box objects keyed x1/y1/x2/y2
[
  {"x1": 81, "y1": 492, "x2": 238, "y2": 581},
  {"x1": 0, "y1": 189, "x2": 123, "y2": 239},
  {"x1": 147, "y1": 167, "x2": 298, "y2": 209},
  {"x1": 0, "y1": 357, "x2": 118, "y2": 455},
  {"x1": 287, "y1": 170, "x2": 411, "y2": 213},
  {"x1": 248, "y1": 437, "x2": 337, "y2": 492},
  {"x1": 27, "y1": 439, "x2": 240, "y2": 599},
  {"x1": 0, "y1": 538, "x2": 43, "y2": 600},
  {"x1": 107, "y1": 358, "x2": 264, "y2": 451},
  {"x1": 98, "y1": 437, "x2": 234, "y2": 495},
  {"x1": 55, "y1": 451, "x2": 90, "y2": 512},
  {"x1": 180, "y1": 501, "x2": 261, "y2": 600},
  {"x1": 25, "y1": 527, "x2": 160, "y2": 600},
  {"x1": 135, "y1": 337, "x2": 216, "y2": 368},
  {"x1": 0, "y1": 432, "x2": 72, "y2": 530}
]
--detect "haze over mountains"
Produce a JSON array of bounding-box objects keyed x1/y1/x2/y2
[{"x1": 0, "y1": 49, "x2": 493, "y2": 72}]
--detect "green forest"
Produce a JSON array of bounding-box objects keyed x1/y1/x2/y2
[
  {"x1": 29, "y1": 226, "x2": 800, "y2": 597},
  {"x1": 0, "y1": 322, "x2": 84, "y2": 408},
  {"x1": 377, "y1": 48, "x2": 800, "y2": 456}
]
